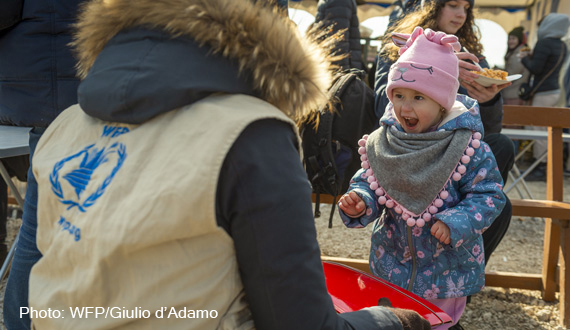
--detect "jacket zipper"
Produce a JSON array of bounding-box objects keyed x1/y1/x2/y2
[{"x1": 406, "y1": 226, "x2": 417, "y2": 291}]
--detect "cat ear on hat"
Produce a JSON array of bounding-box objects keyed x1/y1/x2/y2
[
  {"x1": 392, "y1": 26, "x2": 425, "y2": 55},
  {"x1": 440, "y1": 35, "x2": 461, "y2": 52},
  {"x1": 423, "y1": 28, "x2": 461, "y2": 52},
  {"x1": 391, "y1": 32, "x2": 410, "y2": 48}
]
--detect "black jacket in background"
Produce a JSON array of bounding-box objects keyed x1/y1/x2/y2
[{"x1": 315, "y1": 0, "x2": 364, "y2": 70}]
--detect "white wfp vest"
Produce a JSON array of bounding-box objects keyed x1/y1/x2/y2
[{"x1": 29, "y1": 94, "x2": 298, "y2": 329}]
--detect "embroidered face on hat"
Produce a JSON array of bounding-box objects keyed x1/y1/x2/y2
[{"x1": 387, "y1": 27, "x2": 461, "y2": 113}]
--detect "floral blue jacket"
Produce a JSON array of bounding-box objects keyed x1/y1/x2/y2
[{"x1": 340, "y1": 95, "x2": 506, "y2": 300}]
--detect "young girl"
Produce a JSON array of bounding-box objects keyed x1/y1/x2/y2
[
  {"x1": 338, "y1": 27, "x2": 506, "y2": 329},
  {"x1": 375, "y1": 0, "x2": 514, "y2": 272}
]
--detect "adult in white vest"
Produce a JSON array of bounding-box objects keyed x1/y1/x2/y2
[{"x1": 28, "y1": 0, "x2": 429, "y2": 329}]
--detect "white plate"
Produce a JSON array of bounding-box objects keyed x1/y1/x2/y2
[{"x1": 473, "y1": 73, "x2": 522, "y2": 87}]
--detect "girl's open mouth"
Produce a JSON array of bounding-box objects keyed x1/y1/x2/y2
[{"x1": 404, "y1": 117, "x2": 419, "y2": 129}]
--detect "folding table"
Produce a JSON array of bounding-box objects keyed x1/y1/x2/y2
[
  {"x1": 0, "y1": 125, "x2": 31, "y2": 280},
  {"x1": 503, "y1": 128, "x2": 570, "y2": 199}
]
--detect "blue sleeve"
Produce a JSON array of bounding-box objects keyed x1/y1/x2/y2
[
  {"x1": 216, "y1": 119, "x2": 403, "y2": 330},
  {"x1": 434, "y1": 142, "x2": 506, "y2": 247},
  {"x1": 373, "y1": 54, "x2": 393, "y2": 121},
  {"x1": 0, "y1": 0, "x2": 23, "y2": 30},
  {"x1": 339, "y1": 168, "x2": 384, "y2": 228}
]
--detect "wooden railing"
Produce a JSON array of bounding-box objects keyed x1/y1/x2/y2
[{"x1": 315, "y1": 105, "x2": 570, "y2": 327}]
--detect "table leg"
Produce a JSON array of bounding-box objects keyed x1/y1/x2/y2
[
  {"x1": 0, "y1": 161, "x2": 25, "y2": 281},
  {"x1": 507, "y1": 164, "x2": 535, "y2": 199},
  {"x1": 505, "y1": 152, "x2": 546, "y2": 196},
  {"x1": 0, "y1": 162, "x2": 25, "y2": 207},
  {"x1": 0, "y1": 231, "x2": 18, "y2": 281},
  {"x1": 560, "y1": 223, "x2": 570, "y2": 327}
]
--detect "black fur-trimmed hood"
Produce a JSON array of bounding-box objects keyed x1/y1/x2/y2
[{"x1": 72, "y1": 0, "x2": 335, "y2": 124}]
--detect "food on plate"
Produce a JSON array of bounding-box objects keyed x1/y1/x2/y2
[{"x1": 471, "y1": 68, "x2": 508, "y2": 80}]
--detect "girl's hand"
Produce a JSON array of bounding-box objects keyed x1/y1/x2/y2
[
  {"x1": 430, "y1": 220, "x2": 451, "y2": 245},
  {"x1": 338, "y1": 191, "x2": 366, "y2": 217},
  {"x1": 456, "y1": 51, "x2": 482, "y2": 83}
]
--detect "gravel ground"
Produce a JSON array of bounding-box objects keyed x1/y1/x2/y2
[{"x1": 0, "y1": 166, "x2": 568, "y2": 329}]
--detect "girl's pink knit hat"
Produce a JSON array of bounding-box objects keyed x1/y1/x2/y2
[{"x1": 387, "y1": 27, "x2": 461, "y2": 111}]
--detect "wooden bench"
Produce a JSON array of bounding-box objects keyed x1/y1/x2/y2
[{"x1": 314, "y1": 105, "x2": 570, "y2": 327}]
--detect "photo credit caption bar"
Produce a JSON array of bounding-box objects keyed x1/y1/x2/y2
[{"x1": 20, "y1": 307, "x2": 219, "y2": 319}]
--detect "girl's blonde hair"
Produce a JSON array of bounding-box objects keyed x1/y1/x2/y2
[{"x1": 380, "y1": 1, "x2": 482, "y2": 62}]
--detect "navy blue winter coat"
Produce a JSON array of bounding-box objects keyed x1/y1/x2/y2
[
  {"x1": 315, "y1": 0, "x2": 364, "y2": 70},
  {"x1": 521, "y1": 13, "x2": 569, "y2": 94},
  {"x1": 0, "y1": 0, "x2": 82, "y2": 127}
]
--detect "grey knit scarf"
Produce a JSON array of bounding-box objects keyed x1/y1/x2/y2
[{"x1": 366, "y1": 125, "x2": 472, "y2": 215}]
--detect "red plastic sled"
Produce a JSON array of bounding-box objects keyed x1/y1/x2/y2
[{"x1": 323, "y1": 261, "x2": 453, "y2": 327}]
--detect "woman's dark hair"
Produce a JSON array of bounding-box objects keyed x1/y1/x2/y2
[{"x1": 380, "y1": 1, "x2": 482, "y2": 61}]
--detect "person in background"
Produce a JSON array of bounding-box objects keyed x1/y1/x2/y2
[
  {"x1": 315, "y1": 0, "x2": 364, "y2": 70},
  {"x1": 374, "y1": 0, "x2": 514, "y2": 278},
  {"x1": 339, "y1": 27, "x2": 506, "y2": 329},
  {"x1": 26, "y1": 0, "x2": 429, "y2": 329},
  {"x1": 501, "y1": 26, "x2": 531, "y2": 154},
  {"x1": 520, "y1": 13, "x2": 570, "y2": 182},
  {"x1": 0, "y1": 1, "x2": 84, "y2": 329},
  {"x1": 502, "y1": 26, "x2": 530, "y2": 106}
]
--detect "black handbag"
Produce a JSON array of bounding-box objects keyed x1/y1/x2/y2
[
  {"x1": 518, "y1": 45, "x2": 566, "y2": 101},
  {"x1": 517, "y1": 82, "x2": 534, "y2": 101}
]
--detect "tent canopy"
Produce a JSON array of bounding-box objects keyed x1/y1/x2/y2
[
  {"x1": 290, "y1": 0, "x2": 569, "y2": 46},
  {"x1": 289, "y1": 0, "x2": 570, "y2": 68}
]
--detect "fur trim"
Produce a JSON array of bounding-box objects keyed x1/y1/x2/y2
[{"x1": 72, "y1": 0, "x2": 336, "y2": 120}]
